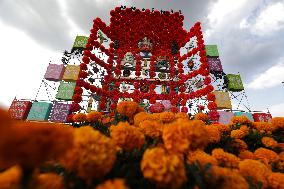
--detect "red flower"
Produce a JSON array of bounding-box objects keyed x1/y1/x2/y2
[{"x1": 72, "y1": 94, "x2": 82, "y2": 103}]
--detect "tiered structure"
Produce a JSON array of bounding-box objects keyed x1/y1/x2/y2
[{"x1": 8, "y1": 7, "x2": 272, "y2": 124}]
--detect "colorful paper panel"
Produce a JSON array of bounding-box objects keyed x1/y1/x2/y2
[
  {"x1": 44, "y1": 64, "x2": 65, "y2": 81},
  {"x1": 218, "y1": 111, "x2": 234, "y2": 125},
  {"x1": 62, "y1": 65, "x2": 80, "y2": 81},
  {"x1": 253, "y1": 113, "x2": 272, "y2": 123},
  {"x1": 234, "y1": 112, "x2": 254, "y2": 122},
  {"x1": 205, "y1": 45, "x2": 219, "y2": 57},
  {"x1": 214, "y1": 91, "x2": 232, "y2": 109},
  {"x1": 225, "y1": 74, "x2": 244, "y2": 92},
  {"x1": 207, "y1": 57, "x2": 223, "y2": 72},
  {"x1": 55, "y1": 82, "x2": 76, "y2": 101},
  {"x1": 27, "y1": 102, "x2": 52, "y2": 121},
  {"x1": 9, "y1": 100, "x2": 32, "y2": 120},
  {"x1": 72, "y1": 36, "x2": 88, "y2": 49},
  {"x1": 49, "y1": 102, "x2": 71, "y2": 123}
]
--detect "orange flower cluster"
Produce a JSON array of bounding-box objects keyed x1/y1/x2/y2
[
  {"x1": 252, "y1": 122, "x2": 276, "y2": 133},
  {"x1": 110, "y1": 122, "x2": 145, "y2": 151},
  {"x1": 60, "y1": 126, "x2": 116, "y2": 183},
  {"x1": 139, "y1": 120, "x2": 163, "y2": 138},
  {"x1": 187, "y1": 150, "x2": 218, "y2": 166},
  {"x1": 230, "y1": 129, "x2": 246, "y2": 139},
  {"x1": 159, "y1": 112, "x2": 175, "y2": 123},
  {"x1": 72, "y1": 112, "x2": 87, "y2": 122},
  {"x1": 271, "y1": 117, "x2": 284, "y2": 130},
  {"x1": 205, "y1": 126, "x2": 221, "y2": 143},
  {"x1": 0, "y1": 165, "x2": 22, "y2": 189},
  {"x1": 95, "y1": 179, "x2": 129, "y2": 189},
  {"x1": 116, "y1": 101, "x2": 139, "y2": 118},
  {"x1": 231, "y1": 115, "x2": 251, "y2": 125},
  {"x1": 141, "y1": 147, "x2": 186, "y2": 189},
  {"x1": 133, "y1": 112, "x2": 153, "y2": 126},
  {"x1": 254, "y1": 147, "x2": 279, "y2": 165},
  {"x1": 212, "y1": 148, "x2": 240, "y2": 168},
  {"x1": 86, "y1": 111, "x2": 102, "y2": 122},
  {"x1": 175, "y1": 112, "x2": 189, "y2": 120},
  {"x1": 211, "y1": 123, "x2": 230, "y2": 133},
  {"x1": 31, "y1": 173, "x2": 65, "y2": 189},
  {"x1": 194, "y1": 112, "x2": 209, "y2": 122},
  {"x1": 262, "y1": 137, "x2": 278, "y2": 148}
]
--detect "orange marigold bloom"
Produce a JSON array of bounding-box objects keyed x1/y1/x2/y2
[
  {"x1": 239, "y1": 159, "x2": 271, "y2": 188},
  {"x1": 205, "y1": 126, "x2": 221, "y2": 143},
  {"x1": 139, "y1": 120, "x2": 163, "y2": 138},
  {"x1": 212, "y1": 148, "x2": 240, "y2": 168},
  {"x1": 194, "y1": 112, "x2": 209, "y2": 122},
  {"x1": 254, "y1": 147, "x2": 279, "y2": 164},
  {"x1": 72, "y1": 112, "x2": 87, "y2": 122},
  {"x1": 231, "y1": 116, "x2": 251, "y2": 125},
  {"x1": 234, "y1": 139, "x2": 248, "y2": 151},
  {"x1": 0, "y1": 165, "x2": 22, "y2": 189},
  {"x1": 0, "y1": 122, "x2": 73, "y2": 169},
  {"x1": 261, "y1": 137, "x2": 278, "y2": 148},
  {"x1": 116, "y1": 101, "x2": 139, "y2": 118},
  {"x1": 134, "y1": 112, "x2": 152, "y2": 126},
  {"x1": 271, "y1": 117, "x2": 284, "y2": 130},
  {"x1": 239, "y1": 150, "x2": 254, "y2": 160},
  {"x1": 141, "y1": 147, "x2": 186, "y2": 189},
  {"x1": 175, "y1": 112, "x2": 189, "y2": 120},
  {"x1": 252, "y1": 122, "x2": 276, "y2": 133},
  {"x1": 163, "y1": 120, "x2": 208, "y2": 154},
  {"x1": 187, "y1": 150, "x2": 218, "y2": 166},
  {"x1": 86, "y1": 111, "x2": 102, "y2": 122},
  {"x1": 239, "y1": 125, "x2": 249, "y2": 135},
  {"x1": 159, "y1": 112, "x2": 175, "y2": 123},
  {"x1": 207, "y1": 166, "x2": 249, "y2": 189},
  {"x1": 267, "y1": 172, "x2": 284, "y2": 189},
  {"x1": 32, "y1": 173, "x2": 64, "y2": 189},
  {"x1": 211, "y1": 123, "x2": 230, "y2": 133},
  {"x1": 95, "y1": 179, "x2": 130, "y2": 189},
  {"x1": 230, "y1": 129, "x2": 246, "y2": 139},
  {"x1": 110, "y1": 122, "x2": 145, "y2": 151},
  {"x1": 60, "y1": 126, "x2": 116, "y2": 183}
]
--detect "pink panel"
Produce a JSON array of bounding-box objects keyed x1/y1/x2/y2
[
  {"x1": 218, "y1": 111, "x2": 234, "y2": 125},
  {"x1": 44, "y1": 64, "x2": 65, "y2": 81}
]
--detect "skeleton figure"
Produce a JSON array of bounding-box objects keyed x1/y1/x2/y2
[
  {"x1": 121, "y1": 82, "x2": 130, "y2": 93},
  {"x1": 121, "y1": 52, "x2": 136, "y2": 68}
]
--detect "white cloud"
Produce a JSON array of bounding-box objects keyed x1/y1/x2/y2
[
  {"x1": 247, "y1": 62, "x2": 284, "y2": 89},
  {"x1": 240, "y1": 2, "x2": 284, "y2": 35},
  {"x1": 269, "y1": 102, "x2": 284, "y2": 117}
]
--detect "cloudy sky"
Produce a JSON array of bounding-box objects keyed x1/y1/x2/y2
[{"x1": 0, "y1": 0, "x2": 283, "y2": 116}]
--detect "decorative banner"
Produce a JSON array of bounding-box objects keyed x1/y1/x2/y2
[
  {"x1": 62, "y1": 65, "x2": 80, "y2": 81},
  {"x1": 225, "y1": 74, "x2": 244, "y2": 92},
  {"x1": 27, "y1": 102, "x2": 52, "y2": 121},
  {"x1": 9, "y1": 100, "x2": 32, "y2": 120},
  {"x1": 253, "y1": 113, "x2": 272, "y2": 123},
  {"x1": 234, "y1": 111, "x2": 254, "y2": 122},
  {"x1": 213, "y1": 91, "x2": 232, "y2": 109},
  {"x1": 44, "y1": 64, "x2": 65, "y2": 81},
  {"x1": 207, "y1": 57, "x2": 223, "y2": 72},
  {"x1": 218, "y1": 111, "x2": 234, "y2": 125},
  {"x1": 161, "y1": 100, "x2": 172, "y2": 111},
  {"x1": 72, "y1": 36, "x2": 88, "y2": 50},
  {"x1": 56, "y1": 82, "x2": 76, "y2": 100},
  {"x1": 205, "y1": 45, "x2": 219, "y2": 57},
  {"x1": 49, "y1": 102, "x2": 71, "y2": 122}
]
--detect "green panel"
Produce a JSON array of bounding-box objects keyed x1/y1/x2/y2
[
  {"x1": 225, "y1": 74, "x2": 244, "y2": 92},
  {"x1": 27, "y1": 102, "x2": 52, "y2": 121},
  {"x1": 72, "y1": 36, "x2": 88, "y2": 49},
  {"x1": 234, "y1": 112, "x2": 254, "y2": 122},
  {"x1": 56, "y1": 82, "x2": 76, "y2": 100},
  {"x1": 205, "y1": 45, "x2": 219, "y2": 57}
]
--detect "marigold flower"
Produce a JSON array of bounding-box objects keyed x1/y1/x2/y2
[
  {"x1": 233, "y1": 139, "x2": 248, "y2": 151},
  {"x1": 0, "y1": 122, "x2": 74, "y2": 169},
  {"x1": 230, "y1": 129, "x2": 246, "y2": 139},
  {"x1": 95, "y1": 179, "x2": 130, "y2": 189},
  {"x1": 239, "y1": 125, "x2": 249, "y2": 135},
  {"x1": 254, "y1": 147, "x2": 279, "y2": 164},
  {"x1": 267, "y1": 172, "x2": 284, "y2": 189},
  {"x1": 207, "y1": 166, "x2": 249, "y2": 189},
  {"x1": 211, "y1": 123, "x2": 230, "y2": 133},
  {"x1": 271, "y1": 117, "x2": 284, "y2": 130},
  {"x1": 116, "y1": 101, "x2": 139, "y2": 118},
  {"x1": 31, "y1": 173, "x2": 64, "y2": 189},
  {"x1": 163, "y1": 120, "x2": 208, "y2": 154},
  {"x1": 110, "y1": 122, "x2": 145, "y2": 151},
  {"x1": 0, "y1": 165, "x2": 22, "y2": 189},
  {"x1": 261, "y1": 137, "x2": 278, "y2": 148},
  {"x1": 141, "y1": 147, "x2": 186, "y2": 188},
  {"x1": 86, "y1": 111, "x2": 102, "y2": 122},
  {"x1": 139, "y1": 120, "x2": 163, "y2": 138},
  {"x1": 159, "y1": 112, "x2": 175, "y2": 123},
  {"x1": 60, "y1": 126, "x2": 116, "y2": 183},
  {"x1": 239, "y1": 159, "x2": 270, "y2": 188},
  {"x1": 252, "y1": 122, "x2": 276, "y2": 132},
  {"x1": 239, "y1": 150, "x2": 254, "y2": 160},
  {"x1": 231, "y1": 116, "x2": 251, "y2": 125},
  {"x1": 175, "y1": 112, "x2": 189, "y2": 120},
  {"x1": 72, "y1": 112, "x2": 87, "y2": 122},
  {"x1": 134, "y1": 112, "x2": 152, "y2": 126},
  {"x1": 212, "y1": 148, "x2": 240, "y2": 168},
  {"x1": 205, "y1": 126, "x2": 221, "y2": 143},
  {"x1": 194, "y1": 112, "x2": 208, "y2": 122},
  {"x1": 187, "y1": 150, "x2": 218, "y2": 166}
]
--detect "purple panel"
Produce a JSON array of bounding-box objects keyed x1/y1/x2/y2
[
  {"x1": 208, "y1": 57, "x2": 223, "y2": 72},
  {"x1": 49, "y1": 102, "x2": 71, "y2": 122},
  {"x1": 44, "y1": 64, "x2": 65, "y2": 81},
  {"x1": 218, "y1": 111, "x2": 234, "y2": 125}
]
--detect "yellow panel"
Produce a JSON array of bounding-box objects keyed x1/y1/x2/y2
[
  {"x1": 213, "y1": 91, "x2": 232, "y2": 109},
  {"x1": 62, "y1": 65, "x2": 80, "y2": 81}
]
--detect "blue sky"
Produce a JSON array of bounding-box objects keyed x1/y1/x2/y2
[{"x1": 0, "y1": 0, "x2": 283, "y2": 116}]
